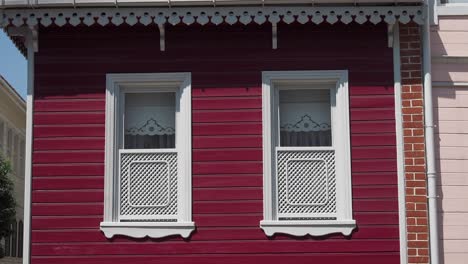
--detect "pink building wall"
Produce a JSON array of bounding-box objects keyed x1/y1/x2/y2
[{"x1": 431, "y1": 15, "x2": 468, "y2": 264}]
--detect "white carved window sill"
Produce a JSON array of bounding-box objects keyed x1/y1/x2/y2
[
  {"x1": 100, "y1": 221, "x2": 195, "y2": 239},
  {"x1": 260, "y1": 220, "x2": 356, "y2": 237}
]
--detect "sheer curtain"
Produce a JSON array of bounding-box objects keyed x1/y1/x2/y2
[
  {"x1": 279, "y1": 88, "x2": 332, "y2": 147},
  {"x1": 124, "y1": 92, "x2": 176, "y2": 149}
]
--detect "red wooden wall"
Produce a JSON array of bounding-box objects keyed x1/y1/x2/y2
[{"x1": 31, "y1": 22, "x2": 399, "y2": 263}]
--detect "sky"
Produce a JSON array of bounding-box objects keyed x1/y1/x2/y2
[{"x1": 0, "y1": 30, "x2": 27, "y2": 98}]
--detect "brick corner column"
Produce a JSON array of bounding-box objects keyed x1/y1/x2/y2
[{"x1": 399, "y1": 22, "x2": 430, "y2": 264}]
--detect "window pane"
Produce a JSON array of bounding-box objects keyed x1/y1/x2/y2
[
  {"x1": 11, "y1": 220, "x2": 17, "y2": 257},
  {"x1": 4, "y1": 224, "x2": 11, "y2": 256},
  {"x1": 0, "y1": 120, "x2": 4, "y2": 151},
  {"x1": 279, "y1": 89, "x2": 331, "y2": 147},
  {"x1": 19, "y1": 140, "x2": 25, "y2": 177},
  {"x1": 7, "y1": 128, "x2": 12, "y2": 159},
  {"x1": 13, "y1": 135, "x2": 18, "y2": 174},
  {"x1": 17, "y1": 221, "x2": 23, "y2": 258},
  {"x1": 124, "y1": 92, "x2": 176, "y2": 149}
]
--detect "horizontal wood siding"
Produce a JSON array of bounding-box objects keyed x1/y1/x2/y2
[
  {"x1": 431, "y1": 17, "x2": 468, "y2": 83},
  {"x1": 31, "y1": 23, "x2": 398, "y2": 263},
  {"x1": 434, "y1": 86, "x2": 468, "y2": 264}
]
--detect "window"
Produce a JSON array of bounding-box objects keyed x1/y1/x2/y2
[
  {"x1": 6, "y1": 128, "x2": 12, "y2": 160},
  {"x1": 260, "y1": 71, "x2": 355, "y2": 237},
  {"x1": 11, "y1": 220, "x2": 17, "y2": 257},
  {"x1": 13, "y1": 135, "x2": 18, "y2": 175},
  {"x1": 17, "y1": 221, "x2": 23, "y2": 258},
  {"x1": 4, "y1": 224, "x2": 11, "y2": 257},
  {"x1": 0, "y1": 120, "x2": 4, "y2": 152},
  {"x1": 19, "y1": 140, "x2": 25, "y2": 177},
  {"x1": 100, "y1": 73, "x2": 194, "y2": 239}
]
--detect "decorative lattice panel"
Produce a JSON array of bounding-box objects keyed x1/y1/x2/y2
[
  {"x1": 119, "y1": 151, "x2": 178, "y2": 221},
  {"x1": 277, "y1": 149, "x2": 336, "y2": 218}
]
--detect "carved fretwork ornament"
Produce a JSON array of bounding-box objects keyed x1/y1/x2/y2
[
  {"x1": 281, "y1": 115, "x2": 331, "y2": 132},
  {"x1": 0, "y1": 6, "x2": 423, "y2": 52},
  {"x1": 126, "y1": 118, "x2": 175, "y2": 136},
  {"x1": 5, "y1": 25, "x2": 38, "y2": 53},
  {"x1": 1, "y1": 6, "x2": 424, "y2": 28}
]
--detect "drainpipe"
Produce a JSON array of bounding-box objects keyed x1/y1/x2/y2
[{"x1": 423, "y1": 0, "x2": 439, "y2": 264}]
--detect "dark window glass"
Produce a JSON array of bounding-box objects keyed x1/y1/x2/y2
[
  {"x1": 18, "y1": 221, "x2": 23, "y2": 258},
  {"x1": 4, "y1": 223, "x2": 11, "y2": 257},
  {"x1": 11, "y1": 220, "x2": 17, "y2": 257}
]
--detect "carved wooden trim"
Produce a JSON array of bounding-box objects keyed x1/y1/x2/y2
[{"x1": 1, "y1": 6, "x2": 424, "y2": 28}]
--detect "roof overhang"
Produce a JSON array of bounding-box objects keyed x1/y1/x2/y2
[
  {"x1": 0, "y1": 0, "x2": 423, "y2": 9},
  {"x1": 1, "y1": 5, "x2": 425, "y2": 28},
  {"x1": 0, "y1": 75, "x2": 26, "y2": 111},
  {"x1": 1, "y1": 4, "x2": 424, "y2": 56}
]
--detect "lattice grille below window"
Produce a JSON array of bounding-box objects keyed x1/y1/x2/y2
[
  {"x1": 119, "y1": 151, "x2": 178, "y2": 221},
  {"x1": 277, "y1": 149, "x2": 336, "y2": 218}
]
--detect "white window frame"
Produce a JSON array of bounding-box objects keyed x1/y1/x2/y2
[
  {"x1": 100, "y1": 72, "x2": 194, "y2": 239},
  {"x1": 260, "y1": 70, "x2": 356, "y2": 237}
]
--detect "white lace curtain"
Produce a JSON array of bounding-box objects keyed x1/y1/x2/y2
[
  {"x1": 279, "y1": 88, "x2": 332, "y2": 147},
  {"x1": 124, "y1": 92, "x2": 176, "y2": 149}
]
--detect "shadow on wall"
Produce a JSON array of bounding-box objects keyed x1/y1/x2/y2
[
  {"x1": 432, "y1": 85, "x2": 468, "y2": 264},
  {"x1": 431, "y1": 20, "x2": 468, "y2": 83}
]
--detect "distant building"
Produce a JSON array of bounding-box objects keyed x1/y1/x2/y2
[{"x1": 0, "y1": 75, "x2": 25, "y2": 264}]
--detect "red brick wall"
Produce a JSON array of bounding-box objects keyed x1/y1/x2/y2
[{"x1": 400, "y1": 23, "x2": 430, "y2": 264}]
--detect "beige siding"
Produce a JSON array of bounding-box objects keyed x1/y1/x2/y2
[
  {"x1": 0, "y1": 77, "x2": 26, "y2": 260},
  {"x1": 0, "y1": 78, "x2": 25, "y2": 220},
  {"x1": 0, "y1": 257, "x2": 22, "y2": 264},
  {"x1": 434, "y1": 86, "x2": 468, "y2": 264}
]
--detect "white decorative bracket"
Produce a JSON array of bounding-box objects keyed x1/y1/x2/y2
[
  {"x1": 387, "y1": 23, "x2": 394, "y2": 48},
  {"x1": 272, "y1": 23, "x2": 277, "y2": 50},
  {"x1": 7, "y1": 25, "x2": 38, "y2": 52},
  {"x1": 158, "y1": 23, "x2": 165, "y2": 51},
  {"x1": 31, "y1": 26, "x2": 38, "y2": 52}
]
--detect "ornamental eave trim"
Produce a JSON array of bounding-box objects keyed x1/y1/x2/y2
[{"x1": 1, "y1": 6, "x2": 424, "y2": 28}]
